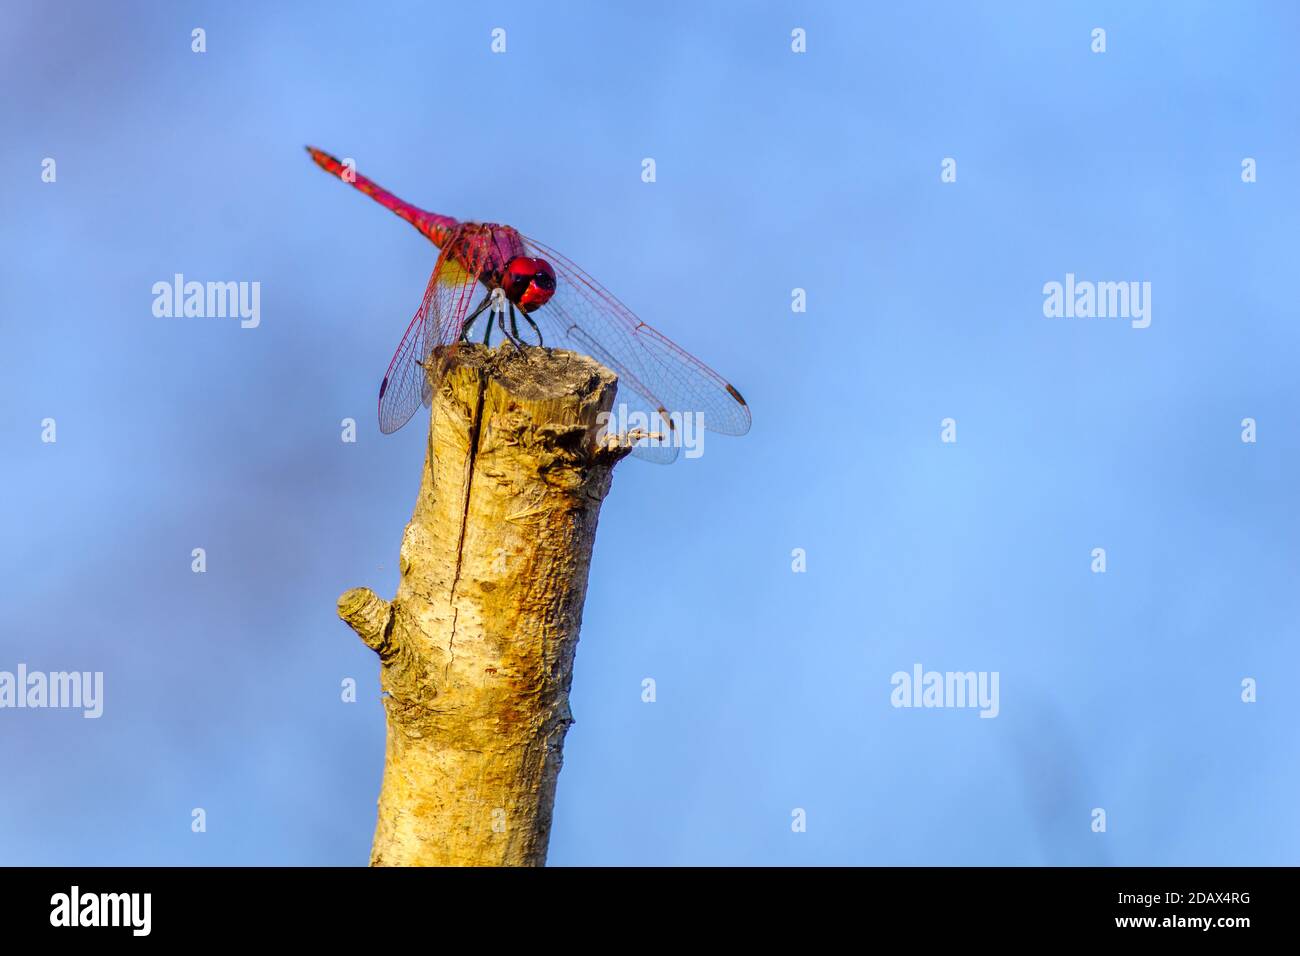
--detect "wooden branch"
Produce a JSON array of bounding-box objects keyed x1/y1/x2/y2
[{"x1": 338, "y1": 344, "x2": 630, "y2": 866}]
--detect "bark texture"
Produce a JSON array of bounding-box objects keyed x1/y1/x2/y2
[{"x1": 338, "y1": 344, "x2": 629, "y2": 866}]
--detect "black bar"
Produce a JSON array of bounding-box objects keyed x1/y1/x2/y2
[{"x1": 0, "y1": 866, "x2": 1281, "y2": 940}]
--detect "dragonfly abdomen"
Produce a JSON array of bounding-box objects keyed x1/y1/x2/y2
[{"x1": 306, "y1": 146, "x2": 458, "y2": 248}]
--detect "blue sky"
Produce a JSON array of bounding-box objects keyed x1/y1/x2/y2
[{"x1": 1, "y1": 1, "x2": 1297, "y2": 865}]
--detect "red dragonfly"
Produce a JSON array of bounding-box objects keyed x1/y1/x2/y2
[{"x1": 306, "y1": 146, "x2": 750, "y2": 462}]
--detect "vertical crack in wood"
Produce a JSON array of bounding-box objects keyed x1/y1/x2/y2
[{"x1": 446, "y1": 365, "x2": 490, "y2": 674}]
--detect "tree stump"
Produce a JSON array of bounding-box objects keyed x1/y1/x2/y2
[{"x1": 338, "y1": 344, "x2": 630, "y2": 866}]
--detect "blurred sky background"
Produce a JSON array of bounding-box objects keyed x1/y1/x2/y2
[{"x1": 2, "y1": 1, "x2": 1298, "y2": 865}]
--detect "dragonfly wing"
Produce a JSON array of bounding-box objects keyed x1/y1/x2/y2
[
  {"x1": 378, "y1": 226, "x2": 493, "y2": 434},
  {"x1": 521, "y1": 235, "x2": 752, "y2": 446},
  {"x1": 419, "y1": 225, "x2": 495, "y2": 354},
  {"x1": 554, "y1": 323, "x2": 680, "y2": 463},
  {"x1": 510, "y1": 281, "x2": 681, "y2": 463},
  {"x1": 377, "y1": 303, "x2": 431, "y2": 434}
]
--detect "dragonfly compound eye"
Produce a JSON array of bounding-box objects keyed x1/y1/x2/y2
[{"x1": 504, "y1": 256, "x2": 556, "y2": 311}]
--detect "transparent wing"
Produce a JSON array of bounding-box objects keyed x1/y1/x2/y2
[
  {"x1": 520, "y1": 314, "x2": 682, "y2": 464},
  {"x1": 420, "y1": 226, "x2": 494, "y2": 353},
  {"x1": 376, "y1": 302, "x2": 430, "y2": 435},
  {"x1": 520, "y1": 234, "x2": 752, "y2": 457},
  {"x1": 377, "y1": 225, "x2": 492, "y2": 434}
]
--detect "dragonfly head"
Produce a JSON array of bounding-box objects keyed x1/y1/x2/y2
[{"x1": 501, "y1": 256, "x2": 556, "y2": 312}]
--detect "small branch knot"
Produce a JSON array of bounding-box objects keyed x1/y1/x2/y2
[{"x1": 338, "y1": 587, "x2": 393, "y2": 654}]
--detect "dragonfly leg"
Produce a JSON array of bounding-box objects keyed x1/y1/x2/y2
[
  {"x1": 512, "y1": 302, "x2": 544, "y2": 347},
  {"x1": 481, "y1": 288, "x2": 515, "y2": 345},
  {"x1": 496, "y1": 309, "x2": 526, "y2": 350},
  {"x1": 459, "y1": 294, "x2": 493, "y2": 342}
]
